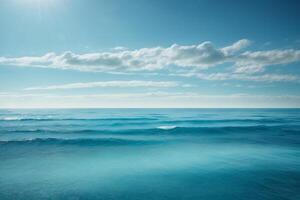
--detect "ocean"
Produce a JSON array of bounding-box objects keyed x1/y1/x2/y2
[{"x1": 0, "y1": 108, "x2": 299, "y2": 200}]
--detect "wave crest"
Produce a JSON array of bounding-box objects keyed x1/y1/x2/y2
[{"x1": 157, "y1": 125, "x2": 177, "y2": 130}]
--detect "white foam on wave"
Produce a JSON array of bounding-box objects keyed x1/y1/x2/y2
[
  {"x1": 2, "y1": 117, "x2": 21, "y2": 121},
  {"x1": 157, "y1": 125, "x2": 177, "y2": 130}
]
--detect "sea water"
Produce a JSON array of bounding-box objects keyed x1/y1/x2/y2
[{"x1": 0, "y1": 109, "x2": 299, "y2": 200}]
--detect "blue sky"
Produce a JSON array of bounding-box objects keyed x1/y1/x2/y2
[{"x1": 0, "y1": 0, "x2": 300, "y2": 108}]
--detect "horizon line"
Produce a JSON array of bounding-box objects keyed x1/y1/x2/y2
[{"x1": 0, "y1": 107, "x2": 299, "y2": 109}]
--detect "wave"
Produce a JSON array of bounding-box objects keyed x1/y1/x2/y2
[
  {"x1": 1, "y1": 125, "x2": 299, "y2": 136},
  {"x1": 157, "y1": 125, "x2": 177, "y2": 130},
  {"x1": 1, "y1": 125, "x2": 299, "y2": 147},
  {"x1": 0, "y1": 138, "x2": 162, "y2": 146},
  {"x1": 1, "y1": 117, "x2": 298, "y2": 128},
  {"x1": 0, "y1": 117, "x2": 159, "y2": 122},
  {"x1": 162, "y1": 118, "x2": 297, "y2": 124},
  {"x1": 1, "y1": 117, "x2": 22, "y2": 121}
]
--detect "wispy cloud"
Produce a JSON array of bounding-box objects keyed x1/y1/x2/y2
[
  {"x1": 196, "y1": 73, "x2": 300, "y2": 82},
  {"x1": 172, "y1": 71, "x2": 300, "y2": 83},
  {"x1": 235, "y1": 49, "x2": 300, "y2": 73},
  {"x1": 24, "y1": 80, "x2": 180, "y2": 90}
]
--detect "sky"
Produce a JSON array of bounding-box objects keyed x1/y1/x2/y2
[{"x1": 0, "y1": 0, "x2": 300, "y2": 108}]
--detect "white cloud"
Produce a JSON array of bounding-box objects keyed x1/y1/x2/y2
[
  {"x1": 196, "y1": 73, "x2": 300, "y2": 82},
  {"x1": 24, "y1": 80, "x2": 179, "y2": 90},
  {"x1": 0, "y1": 39, "x2": 251, "y2": 72},
  {"x1": 221, "y1": 39, "x2": 251, "y2": 55},
  {"x1": 173, "y1": 71, "x2": 300, "y2": 82},
  {"x1": 235, "y1": 49, "x2": 300, "y2": 73},
  {"x1": 112, "y1": 46, "x2": 129, "y2": 51},
  {"x1": 1, "y1": 39, "x2": 300, "y2": 77}
]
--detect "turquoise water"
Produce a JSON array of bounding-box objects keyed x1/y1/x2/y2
[{"x1": 0, "y1": 109, "x2": 299, "y2": 200}]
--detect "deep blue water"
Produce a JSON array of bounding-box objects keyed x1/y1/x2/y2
[{"x1": 0, "y1": 109, "x2": 299, "y2": 200}]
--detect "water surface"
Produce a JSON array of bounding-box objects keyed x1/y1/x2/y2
[{"x1": 0, "y1": 109, "x2": 299, "y2": 200}]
